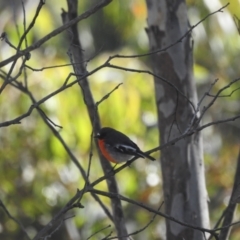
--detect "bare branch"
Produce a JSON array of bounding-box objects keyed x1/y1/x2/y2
[
  {"x1": 0, "y1": 32, "x2": 18, "y2": 50},
  {"x1": 106, "y1": 63, "x2": 196, "y2": 112},
  {"x1": 0, "y1": 0, "x2": 113, "y2": 68},
  {"x1": 149, "y1": 114, "x2": 240, "y2": 155},
  {"x1": 105, "y1": 202, "x2": 164, "y2": 240},
  {"x1": 233, "y1": 15, "x2": 240, "y2": 35},
  {"x1": 88, "y1": 188, "x2": 220, "y2": 240},
  {"x1": 42, "y1": 215, "x2": 75, "y2": 240},
  {"x1": 87, "y1": 225, "x2": 111, "y2": 240},
  {"x1": 0, "y1": 0, "x2": 45, "y2": 93},
  {"x1": 105, "y1": 3, "x2": 230, "y2": 59},
  {"x1": 96, "y1": 83, "x2": 123, "y2": 106},
  {"x1": 0, "y1": 200, "x2": 31, "y2": 240},
  {"x1": 62, "y1": 0, "x2": 128, "y2": 239},
  {"x1": 21, "y1": 0, "x2": 29, "y2": 49},
  {"x1": 17, "y1": 0, "x2": 45, "y2": 52},
  {"x1": 195, "y1": 78, "x2": 240, "y2": 128},
  {"x1": 183, "y1": 77, "x2": 240, "y2": 135},
  {"x1": 25, "y1": 62, "x2": 83, "y2": 72},
  {"x1": 218, "y1": 149, "x2": 240, "y2": 239}
]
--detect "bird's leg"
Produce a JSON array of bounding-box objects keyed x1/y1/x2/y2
[{"x1": 127, "y1": 160, "x2": 132, "y2": 167}]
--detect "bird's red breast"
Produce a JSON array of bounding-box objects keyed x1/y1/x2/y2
[{"x1": 98, "y1": 139, "x2": 118, "y2": 163}]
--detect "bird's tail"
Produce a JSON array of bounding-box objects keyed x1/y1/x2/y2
[{"x1": 137, "y1": 151, "x2": 155, "y2": 161}]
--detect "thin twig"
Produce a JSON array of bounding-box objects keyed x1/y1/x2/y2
[
  {"x1": 107, "y1": 63, "x2": 196, "y2": 112},
  {"x1": 183, "y1": 79, "x2": 219, "y2": 134},
  {"x1": 195, "y1": 78, "x2": 240, "y2": 129},
  {"x1": 87, "y1": 225, "x2": 111, "y2": 240},
  {"x1": 104, "y1": 3, "x2": 230, "y2": 60},
  {"x1": 88, "y1": 188, "x2": 220, "y2": 240},
  {"x1": 96, "y1": 83, "x2": 123, "y2": 106},
  {"x1": 0, "y1": 0, "x2": 45, "y2": 93},
  {"x1": 105, "y1": 202, "x2": 164, "y2": 240},
  {"x1": 0, "y1": 32, "x2": 18, "y2": 49},
  {"x1": 0, "y1": 200, "x2": 31, "y2": 240},
  {"x1": 43, "y1": 215, "x2": 75, "y2": 240},
  {"x1": 36, "y1": 107, "x2": 63, "y2": 128},
  {"x1": 0, "y1": 0, "x2": 113, "y2": 68},
  {"x1": 25, "y1": 62, "x2": 85, "y2": 72}
]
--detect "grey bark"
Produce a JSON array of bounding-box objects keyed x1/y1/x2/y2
[
  {"x1": 146, "y1": 0, "x2": 210, "y2": 239},
  {"x1": 62, "y1": 0, "x2": 128, "y2": 239}
]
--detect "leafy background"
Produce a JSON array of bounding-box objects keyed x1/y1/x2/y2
[{"x1": 0, "y1": 0, "x2": 239, "y2": 239}]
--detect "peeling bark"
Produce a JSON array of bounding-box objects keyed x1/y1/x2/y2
[{"x1": 146, "y1": 1, "x2": 210, "y2": 239}]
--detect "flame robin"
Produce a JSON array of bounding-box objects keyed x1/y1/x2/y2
[{"x1": 95, "y1": 127, "x2": 155, "y2": 163}]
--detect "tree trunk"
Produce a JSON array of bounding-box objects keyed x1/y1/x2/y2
[
  {"x1": 146, "y1": 1, "x2": 210, "y2": 239},
  {"x1": 62, "y1": 1, "x2": 128, "y2": 239}
]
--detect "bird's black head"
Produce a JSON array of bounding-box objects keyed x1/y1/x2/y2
[{"x1": 95, "y1": 127, "x2": 114, "y2": 139}]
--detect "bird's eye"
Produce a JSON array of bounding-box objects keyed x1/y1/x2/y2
[{"x1": 94, "y1": 133, "x2": 100, "y2": 138}]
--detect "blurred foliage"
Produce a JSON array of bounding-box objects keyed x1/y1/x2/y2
[{"x1": 0, "y1": 0, "x2": 239, "y2": 239}]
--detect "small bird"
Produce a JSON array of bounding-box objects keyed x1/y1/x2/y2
[{"x1": 95, "y1": 127, "x2": 155, "y2": 163}]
